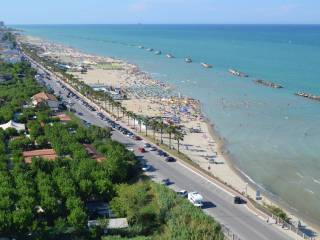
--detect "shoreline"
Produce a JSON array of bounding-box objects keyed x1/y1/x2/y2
[
  {"x1": 18, "y1": 33, "x2": 319, "y2": 237},
  {"x1": 205, "y1": 115, "x2": 320, "y2": 234}
]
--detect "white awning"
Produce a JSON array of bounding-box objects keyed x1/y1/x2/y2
[{"x1": 0, "y1": 120, "x2": 26, "y2": 131}]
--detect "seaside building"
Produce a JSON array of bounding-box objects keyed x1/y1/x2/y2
[{"x1": 32, "y1": 92, "x2": 60, "y2": 111}]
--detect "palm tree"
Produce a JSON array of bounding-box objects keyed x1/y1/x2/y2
[
  {"x1": 150, "y1": 119, "x2": 159, "y2": 140},
  {"x1": 111, "y1": 101, "x2": 115, "y2": 115},
  {"x1": 121, "y1": 106, "x2": 127, "y2": 119},
  {"x1": 114, "y1": 102, "x2": 121, "y2": 119},
  {"x1": 166, "y1": 125, "x2": 176, "y2": 148},
  {"x1": 126, "y1": 111, "x2": 132, "y2": 125},
  {"x1": 132, "y1": 113, "x2": 137, "y2": 128},
  {"x1": 174, "y1": 129, "x2": 184, "y2": 153},
  {"x1": 143, "y1": 117, "x2": 150, "y2": 136},
  {"x1": 137, "y1": 116, "x2": 143, "y2": 132},
  {"x1": 157, "y1": 121, "x2": 166, "y2": 144}
]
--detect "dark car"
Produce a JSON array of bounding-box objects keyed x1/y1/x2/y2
[
  {"x1": 162, "y1": 179, "x2": 171, "y2": 186},
  {"x1": 163, "y1": 152, "x2": 169, "y2": 157},
  {"x1": 165, "y1": 157, "x2": 176, "y2": 162},
  {"x1": 234, "y1": 196, "x2": 247, "y2": 204},
  {"x1": 157, "y1": 150, "x2": 165, "y2": 156},
  {"x1": 134, "y1": 136, "x2": 142, "y2": 141}
]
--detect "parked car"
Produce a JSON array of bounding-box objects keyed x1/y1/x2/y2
[
  {"x1": 162, "y1": 178, "x2": 171, "y2": 186},
  {"x1": 144, "y1": 143, "x2": 151, "y2": 148},
  {"x1": 149, "y1": 146, "x2": 157, "y2": 151},
  {"x1": 177, "y1": 190, "x2": 188, "y2": 198},
  {"x1": 165, "y1": 157, "x2": 176, "y2": 162},
  {"x1": 188, "y1": 192, "x2": 204, "y2": 208},
  {"x1": 138, "y1": 147, "x2": 146, "y2": 153},
  {"x1": 234, "y1": 196, "x2": 247, "y2": 204},
  {"x1": 127, "y1": 132, "x2": 134, "y2": 138},
  {"x1": 163, "y1": 152, "x2": 169, "y2": 157},
  {"x1": 142, "y1": 164, "x2": 151, "y2": 172},
  {"x1": 134, "y1": 136, "x2": 142, "y2": 141},
  {"x1": 157, "y1": 150, "x2": 165, "y2": 156}
]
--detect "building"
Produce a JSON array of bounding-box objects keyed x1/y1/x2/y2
[
  {"x1": 0, "y1": 120, "x2": 25, "y2": 131},
  {"x1": 83, "y1": 144, "x2": 105, "y2": 162},
  {"x1": 87, "y1": 218, "x2": 128, "y2": 230},
  {"x1": 23, "y1": 149, "x2": 57, "y2": 164},
  {"x1": 54, "y1": 113, "x2": 72, "y2": 122},
  {"x1": 0, "y1": 21, "x2": 4, "y2": 27},
  {"x1": 32, "y1": 92, "x2": 59, "y2": 111}
]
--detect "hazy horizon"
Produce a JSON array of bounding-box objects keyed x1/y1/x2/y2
[{"x1": 1, "y1": 0, "x2": 320, "y2": 25}]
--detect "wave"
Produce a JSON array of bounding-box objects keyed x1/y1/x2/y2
[
  {"x1": 235, "y1": 167, "x2": 267, "y2": 192},
  {"x1": 313, "y1": 178, "x2": 320, "y2": 185},
  {"x1": 305, "y1": 188, "x2": 315, "y2": 195}
]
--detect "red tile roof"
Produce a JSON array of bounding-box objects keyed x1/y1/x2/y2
[
  {"x1": 55, "y1": 113, "x2": 72, "y2": 122},
  {"x1": 83, "y1": 144, "x2": 105, "y2": 162},
  {"x1": 23, "y1": 149, "x2": 57, "y2": 164},
  {"x1": 32, "y1": 92, "x2": 58, "y2": 103}
]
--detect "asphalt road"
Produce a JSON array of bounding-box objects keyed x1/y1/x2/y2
[{"x1": 31, "y1": 58, "x2": 294, "y2": 240}]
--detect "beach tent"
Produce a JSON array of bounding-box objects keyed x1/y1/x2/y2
[{"x1": 0, "y1": 120, "x2": 26, "y2": 131}]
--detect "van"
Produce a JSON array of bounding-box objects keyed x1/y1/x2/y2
[{"x1": 188, "y1": 192, "x2": 204, "y2": 208}]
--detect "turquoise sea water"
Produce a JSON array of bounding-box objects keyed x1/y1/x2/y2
[{"x1": 15, "y1": 24, "x2": 320, "y2": 226}]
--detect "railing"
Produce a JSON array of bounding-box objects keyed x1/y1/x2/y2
[{"x1": 271, "y1": 214, "x2": 316, "y2": 240}]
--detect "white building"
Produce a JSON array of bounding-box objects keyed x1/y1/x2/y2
[{"x1": 0, "y1": 120, "x2": 25, "y2": 131}]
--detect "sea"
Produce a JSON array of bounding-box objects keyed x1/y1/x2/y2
[{"x1": 14, "y1": 24, "x2": 320, "y2": 226}]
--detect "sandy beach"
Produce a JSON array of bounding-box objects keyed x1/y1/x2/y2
[{"x1": 18, "y1": 34, "x2": 317, "y2": 237}]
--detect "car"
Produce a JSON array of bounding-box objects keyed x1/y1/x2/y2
[
  {"x1": 144, "y1": 143, "x2": 151, "y2": 148},
  {"x1": 177, "y1": 190, "x2": 188, "y2": 198},
  {"x1": 142, "y1": 164, "x2": 151, "y2": 172},
  {"x1": 138, "y1": 147, "x2": 146, "y2": 153},
  {"x1": 162, "y1": 179, "x2": 171, "y2": 186},
  {"x1": 188, "y1": 192, "x2": 204, "y2": 208},
  {"x1": 134, "y1": 136, "x2": 142, "y2": 141},
  {"x1": 157, "y1": 150, "x2": 165, "y2": 156},
  {"x1": 149, "y1": 146, "x2": 157, "y2": 151},
  {"x1": 78, "y1": 112, "x2": 84, "y2": 116},
  {"x1": 163, "y1": 152, "x2": 169, "y2": 157},
  {"x1": 126, "y1": 132, "x2": 134, "y2": 138},
  {"x1": 234, "y1": 196, "x2": 247, "y2": 204},
  {"x1": 127, "y1": 148, "x2": 134, "y2": 152},
  {"x1": 165, "y1": 157, "x2": 176, "y2": 162}
]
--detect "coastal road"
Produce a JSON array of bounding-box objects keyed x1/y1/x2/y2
[{"x1": 31, "y1": 58, "x2": 294, "y2": 240}]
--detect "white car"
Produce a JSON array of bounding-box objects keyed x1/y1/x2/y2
[
  {"x1": 142, "y1": 164, "x2": 151, "y2": 171},
  {"x1": 188, "y1": 192, "x2": 204, "y2": 208}
]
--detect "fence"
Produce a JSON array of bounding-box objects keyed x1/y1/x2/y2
[{"x1": 271, "y1": 214, "x2": 316, "y2": 240}]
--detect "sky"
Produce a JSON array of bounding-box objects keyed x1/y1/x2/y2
[{"x1": 1, "y1": 0, "x2": 320, "y2": 24}]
